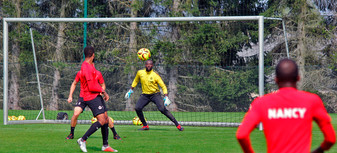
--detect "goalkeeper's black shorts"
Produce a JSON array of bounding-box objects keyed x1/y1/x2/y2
[{"x1": 135, "y1": 92, "x2": 165, "y2": 111}]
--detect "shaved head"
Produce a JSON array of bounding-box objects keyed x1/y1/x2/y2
[
  {"x1": 145, "y1": 60, "x2": 153, "y2": 65},
  {"x1": 276, "y1": 59, "x2": 299, "y2": 83},
  {"x1": 145, "y1": 60, "x2": 153, "y2": 72}
]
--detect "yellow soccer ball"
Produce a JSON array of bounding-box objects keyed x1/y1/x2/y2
[
  {"x1": 132, "y1": 117, "x2": 147, "y2": 126},
  {"x1": 137, "y1": 48, "x2": 151, "y2": 61},
  {"x1": 18, "y1": 115, "x2": 26, "y2": 120},
  {"x1": 11, "y1": 116, "x2": 18, "y2": 121},
  {"x1": 132, "y1": 117, "x2": 142, "y2": 126},
  {"x1": 8, "y1": 116, "x2": 12, "y2": 121},
  {"x1": 91, "y1": 117, "x2": 98, "y2": 124}
]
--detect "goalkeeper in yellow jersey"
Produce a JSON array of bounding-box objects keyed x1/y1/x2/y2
[{"x1": 125, "y1": 60, "x2": 184, "y2": 131}]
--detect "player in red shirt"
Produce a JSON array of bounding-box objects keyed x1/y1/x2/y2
[
  {"x1": 76, "y1": 46, "x2": 117, "y2": 152},
  {"x1": 66, "y1": 70, "x2": 85, "y2": 139},
  {"x1": 66, "y1": 70, "x2": 121, "y2": 140},
  {"x1": 236, "y1": 59, "x2": 335, "y2": 153}
]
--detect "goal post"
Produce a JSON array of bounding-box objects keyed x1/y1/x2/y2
[{"x1": 3, "y1": 16, "x2": 280, "y2": 126}]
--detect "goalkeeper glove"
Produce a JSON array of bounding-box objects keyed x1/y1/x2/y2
[
  {"x1": 163, "y1": 96, "x2": 171, "y2": 106},
  {"x1": 125, "y1": 89, "x2": 133, "y2": 99}
]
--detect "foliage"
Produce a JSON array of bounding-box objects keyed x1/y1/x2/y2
[
  {"x1": 186, "y1": 0, "x2": 267, "y2": 16},
  {"x1": 194, "y1": 67, "x2": 258, "y2": 112},
  {"x1": 180, "y1": 23, "x2": 250, "y2": 66},
  {"x1": 153, "y1": 41, "x2": 183, "y2": 64}
]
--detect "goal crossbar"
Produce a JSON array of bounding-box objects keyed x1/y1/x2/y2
[{"x1": 4, "y1": 16, "x2": 263, "y2": 23}]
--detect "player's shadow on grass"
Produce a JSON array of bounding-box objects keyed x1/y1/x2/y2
[
  {"x1": 136, "y1": 128, "x2": 170, "y2": 131},
  {"x1": 87, "y1": 136, "x2": 101, "y2": 138},
  {"x1": 87, "y1": 146, "x2": 101, "y2": 152}
]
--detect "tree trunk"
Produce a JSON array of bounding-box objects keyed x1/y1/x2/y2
[
  {"x1": 9, "y1": 43, "x2": 21, "y2": 110},
  {"x1": 168, "y1": 66, "x2": 178, "y2": 111},
  {"x1": 125, "y1": 0, "x2": 138, "y2": 111},
  {"x1": 49, "y1": 0, "x2": 66, "y2": 110},
  {"x1": 171, "y1": 0, "x2": 181, "y2": 40},
  {"x1": 296, "y1": 1, "x2": 307, "y2": 90},
  {"x1": 9, "y1": 0, "x2": 22, "y2": 110},
  {"x1": 49, "y1": 70, "x2": 60, "y2": 110},
  {"x1": 167, "y1": 0, "x2": 181, "y2": 111},
  {"x1": 125, "y1": 73, "x2": 135, "y2": 111}
]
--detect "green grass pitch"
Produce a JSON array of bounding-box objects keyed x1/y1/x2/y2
[{"x1": 0, "y1": 111, "x2": 336, "y2": 153}]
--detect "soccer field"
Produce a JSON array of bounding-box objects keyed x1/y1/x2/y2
[{"x1": 0, "y1": 111, "x2": 336, "y2": 153}]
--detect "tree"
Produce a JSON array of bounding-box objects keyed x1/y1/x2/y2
[
  {"x1": 263, "y1": 0, "x2": 337, "y2": 112},
  {"x1": 167, "y1": 0, "x2": 181, "y2": 111},
  {"x1": 48, "y1": 0, "x2": 67, "y2": 110},
  {"x1": 37, "y1": 0, "x2": 82, "y2": 110},
  {"x1": 9, "y1": 0, "x2": 22, "y2": 110},
  {"x1": 125, "y1": 0, "x2": 139, "y2": 111},
  {"x1": 3, "y1": 0, "x2": 37, "y2": 110}
]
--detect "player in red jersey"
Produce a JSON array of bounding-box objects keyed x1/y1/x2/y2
[
  {"x1": 66, "y1": 70, "x2": 121, "y2": 140},
  {"x1": 76, "y1": 46, "x2": 117, "y2": 152},
  {"x1": 236, "y1": 59, "x2": 335, "y2": 153}
]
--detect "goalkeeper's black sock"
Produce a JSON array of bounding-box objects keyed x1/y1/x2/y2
[
  {"x1": 71, "y1": 127, "x2": 75, "y2": 135},
  {"x1": 161, "y1": 109, "x2": 179, "y2": 126},
  {"x1": 110, "y1": 127, "x2": 118, "y2": 136},
  {"x1": 82, "y1": 122, "x2": 102, "y2": 141},
  {"x1": 172, "y1": 119, "x2": 179, "y2": 127},
  {"x1": 136, "y1": 110, "x2": 148, "y2": 126},
  {"x1": 101, "y1": 123, "x2": 109, "y2": 146}
]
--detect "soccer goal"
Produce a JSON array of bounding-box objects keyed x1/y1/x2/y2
[{"x1": 2, "y1": 16, "x2": 288, "y2": 126}]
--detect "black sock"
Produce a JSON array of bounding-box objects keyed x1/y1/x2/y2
[
  {"x1": 172, "y1": 119, "x2": 179, "y2": 127},
  {"x1": 110, "y1": 127, "x2": 118, "y2": 136},
  {"x1": 162, "y1": 110, "x2": 179, "y2": 126},
  {"x1": 136, "y1": 110, "x2": 148, "y2": 126},
  {"x1": 101, "y1": 124, "x2": 109, "y2": 146},
  {"x1": 71, "y1": 127, "x2": 75, "y2": 135},
  {"x1": 82, "y1": 122, "x2": 102, "y2": 141}
]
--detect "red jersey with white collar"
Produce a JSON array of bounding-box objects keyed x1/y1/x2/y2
[
  {"x1": 80, "y1": 61, "x2": 104, "y2": 101},
  {"x1": 236, "y1": 87, "x2": 335, "y2": 153},
  {"x1": 75, "y1": 70, "x2": 104, "y2": 98}
]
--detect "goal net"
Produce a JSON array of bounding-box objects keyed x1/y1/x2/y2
[{"x1": 2, "y1": 16, "x2": 286, "y2": 126}]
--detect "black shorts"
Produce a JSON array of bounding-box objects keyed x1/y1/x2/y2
[
  {"x1": 135, "y1": 92, "x2": 165, "y2": 111},
  {"x1": 85, "y1": 95, "x2": 108, "y2": 117},
  {"x1": 75, "y1": 97, "x2": 87, "y2": 110}
]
